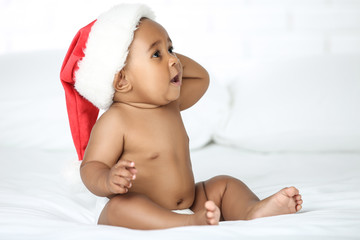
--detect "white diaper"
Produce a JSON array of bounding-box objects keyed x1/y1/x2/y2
[{"x1": 172, "y1": 209, "x2": 194, "y2": 215}]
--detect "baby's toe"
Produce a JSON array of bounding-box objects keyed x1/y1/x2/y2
[
  {"x1": 205, "y1": 201, "x2": 216, "y2": 211},
  {"x1": 285, "y1": 186, "x2": 299, "y2": 197},
  {"x1": 208, "y1": 218, "x2": 217, "y2": 225},
  {"x1": 296, "y1": 204, "x2": 302, "y2": 212},
  {"x1": 206, "y1": 211, "x2": 214, "y2": 219}
]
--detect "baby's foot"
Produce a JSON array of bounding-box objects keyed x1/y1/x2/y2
[
  {"x1": 192, "y1": 200, "x2": 220, "y2": 225},
  {"x1": 205, "y1": 201, "x2": 220, "y2": 225},
  {"x1": 247, "y1": 186, "x2": 303, "y2": 220}
]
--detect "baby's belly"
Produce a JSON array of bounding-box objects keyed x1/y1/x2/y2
[{"x1": 128, "y1": 156, "x2": 196, "y2": 210}]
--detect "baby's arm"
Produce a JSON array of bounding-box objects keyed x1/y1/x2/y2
[
  {"x1": 80, "y1": 111, "x2": 136, "y2": 197},
  {"x1": 176, "y1": 53, "x2": 209, "y2": 110}
]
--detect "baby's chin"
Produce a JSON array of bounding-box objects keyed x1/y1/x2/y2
[{"x1": 165, "y1": 93, "x2": 180, "y2": 104}]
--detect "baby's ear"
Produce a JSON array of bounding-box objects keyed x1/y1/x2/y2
[{"x1": 113, "y1": 70, "x2": 132, "y2": 93}]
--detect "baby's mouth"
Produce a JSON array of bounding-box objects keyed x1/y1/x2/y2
[{"x1": 170, "y1": 73, "x2": 181, "y2": 86}]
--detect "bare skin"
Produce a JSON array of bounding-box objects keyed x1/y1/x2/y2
[{"x1": 80, "y1": 18, "x2": 303, "y2": 230}]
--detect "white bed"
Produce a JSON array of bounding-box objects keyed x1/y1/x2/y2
[{"x1": 1, "y1": 50, "x2": 360, "y2": 239}]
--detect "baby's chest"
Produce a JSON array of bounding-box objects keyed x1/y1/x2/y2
[{"x1": 124, "y1": 111, "x2": 189, "y2": 155}]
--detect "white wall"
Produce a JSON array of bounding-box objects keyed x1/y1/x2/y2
[{"x1": 1, "y1": 0, "x2": 360, "y2": 76}]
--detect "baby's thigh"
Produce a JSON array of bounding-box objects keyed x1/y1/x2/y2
[
  {"x1": 98, "y1": 193, "x2": 156, "y2": 226},
  {"x1": 191, "y1": 175, "x2": 232, "y2": 213}
]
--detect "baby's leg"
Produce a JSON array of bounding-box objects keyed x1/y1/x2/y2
[
  {"x1": 191, "y1": 175, "x2": 302, "y2": 221},
  {"x1": 98, "y1": 192, "x2": 220, "y2": 230},
  {"x1": 245, "y1": 186, "x2": 303, "y2": 219}
]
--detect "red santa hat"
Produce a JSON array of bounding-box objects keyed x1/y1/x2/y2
[{"x1": 60, "y1": 4, "x2": 155, "y2": 160}]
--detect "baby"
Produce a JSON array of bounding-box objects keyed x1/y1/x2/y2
[{"x1": 61, "y1": 4, "x2": 302, "y2": 230}]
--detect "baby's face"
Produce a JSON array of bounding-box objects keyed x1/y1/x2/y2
[{"x1": 123, "y1": 19, "x2": 183, "y2": 106}]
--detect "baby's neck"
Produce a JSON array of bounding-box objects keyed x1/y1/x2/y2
[{"x1": 112, "y1": 101, "x2": 163, "y2": 109}]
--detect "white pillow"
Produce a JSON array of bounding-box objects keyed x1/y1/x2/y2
[
  {"x1": 182, "y1": 78, "x2": 230, "y2": 150},
  {"x1": 214, "y1": 55, "x2": 360, "y2": 152},
  {"x1": 0, "y1": 51, "x2": 75, "y2": 151}
]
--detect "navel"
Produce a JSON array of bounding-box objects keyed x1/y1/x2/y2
[
  {"x1": 149, "y1": 152, "x2": 160, "y2": 160},
  {"x1": 177, "y1": 199, "x2": 183, "y2": 206}
]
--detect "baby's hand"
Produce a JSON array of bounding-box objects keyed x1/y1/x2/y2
[{"x1": 106, "y1": 159, "x2": 137, "y2": 194}]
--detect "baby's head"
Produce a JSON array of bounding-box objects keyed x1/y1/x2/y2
[
  {"x1": 60, "y1": 4, "x2": 169, "y2": 160},
  {"x1": 112, "y1": 18, "x2": 182, "y2": 108},
  {"x1": 61, "y1": 4, "x2": 155, "y2": 110}
]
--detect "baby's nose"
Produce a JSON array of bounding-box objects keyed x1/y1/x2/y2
[{"x1": 169, "y1": 55, "x2": 179, "y2": 67}]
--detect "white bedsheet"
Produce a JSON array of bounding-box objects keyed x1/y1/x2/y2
[
  {"x1": 1, "y1": 50, "x2": 360, "y2": 239},
  {"x1": 1, "y1": 145, "x2": 359, "y2": 240}
]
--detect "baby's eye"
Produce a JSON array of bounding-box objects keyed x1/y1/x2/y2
[
  {"x1": 168, "y1": 46, "x2": 174, "y2": 54},
  {"x1": 152, "y1": 51, "x2": 160, "y2": 58}
]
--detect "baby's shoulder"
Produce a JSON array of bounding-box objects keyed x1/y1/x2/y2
[{"x1": 93, "y1": 107, "x2": 125, "y2": 133}]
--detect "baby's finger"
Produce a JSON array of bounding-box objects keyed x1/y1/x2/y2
[
  {"x1": 128, "y1": 168, "x2": 137, "y2": 180},
  {"x1": 111, "y1": 183, "x2": 128, "y2": 194},
  {"x1": 128, "y1": 167, "x2": 138, "y2": 175},
  {"x1": 112, "y1": 175, "x2": 132, "y2": 188},
  {"x1": 115, "y1": 159, "x2": 135, "y2": 169},
  {"x1": 114, "y1": 168, "x2": 134, "y2": 180}
]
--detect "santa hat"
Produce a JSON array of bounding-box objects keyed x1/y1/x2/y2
[{"x1": 60, "y1": 4, "x2": 155, "y2": 160}]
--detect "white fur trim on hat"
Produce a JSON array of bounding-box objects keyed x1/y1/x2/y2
[{"x1": 75, "y1": 4, "x2": 155, "y2": 110}]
